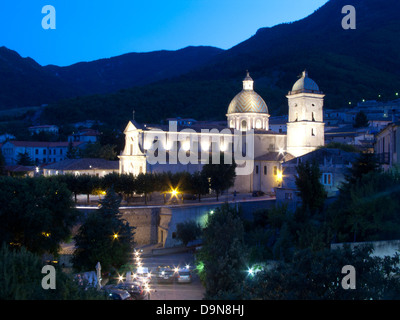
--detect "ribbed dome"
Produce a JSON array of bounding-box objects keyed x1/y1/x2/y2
[
  {"x1": 227, "y1": 72, "x2": 269, "y2": 114},
  {"x1": 291, "y1": 70, "x2": 320, "y2": 93},
  {"x1": 227, "y1": 90, "x2": 269, "y2": 114}
]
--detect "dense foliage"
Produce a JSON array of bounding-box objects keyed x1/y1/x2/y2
[
  {"x1": 72, "y1": 188, "x2": 135, "y2": 272},
  {"x1": 0, "y1": 244, "x2": 105, "y2": 300},
  {"x1": 0, "y1": 176, "x2": 79, "y2": 255}
]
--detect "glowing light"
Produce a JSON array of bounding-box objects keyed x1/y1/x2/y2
[
  {"x1": 170, "y1": 188, "x2": 180, "y2": 197},
  {"x1": 118, "y1": 275, "x2": 124, "y2": 282},
  {"x1": 174, "y1": 267, "x2": 179, "y2": 273},
  {"x1": 210, "y1": 210, "x2": 214, "y2": 215},
  {"x1": 278, "y1": 148, "x2": 285, "y2": 155},
  {"x1": 276, "y1": 170, "x2": 283, "y2": 182},
  {"x1": 113, "y1": 233, "x2": 119, "y2": 239},
  {"x1": 185, "y1": 264, "x2": 190, "y2": 270},
  {"x1": 196, "y1": 261, "x2": 204, "y2": 272},
  {"x1": 248, "y1": 268, "x2": 254, "y2": 276}
]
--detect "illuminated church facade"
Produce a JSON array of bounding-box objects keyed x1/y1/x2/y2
[{"x1": 119, "y1": 71, "x2": 325, "y2": 194}]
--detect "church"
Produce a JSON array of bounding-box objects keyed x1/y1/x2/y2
[{"x1": 119, "y1": 70, "x2": 325, "y2": 194}]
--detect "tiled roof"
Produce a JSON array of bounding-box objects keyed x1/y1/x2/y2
[
  {"x1": 284, "y1": 148, "x2": 358, "y2": 166},
  {"x1": 43, "y1": 158, "x2": 119, "y2": 171},
  {"x1": 3, "y1": 141, "x2": 85, "y2": 148},
  {"x1": 254, "y1": 152, "x2": 295, "y2": 162}
]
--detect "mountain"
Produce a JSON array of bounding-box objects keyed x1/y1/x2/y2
[
  {"x1": 180, "y1": 0, "x2": 400, "y2": 107},
  {"x1": 2, "y1": 0, "x2": 400, "y2": 130},
  {"x1": 43, "y1": 46, "x2": 224, "y2": 95},
  {"x1": 0, "y1": 46, "x2": 223, "y2": 109},
  {"x1": 0, "y1": 46, "x2": 81, "y2": 109},
  {"x1": 39, "y1": 0, "x2": 400, "y2": 129}
]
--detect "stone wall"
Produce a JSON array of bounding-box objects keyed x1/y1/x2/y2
[
  {"x1": 119, "y1": 208, "x2": 159, "y2": 245},
  {"x1": 77, "y1": 199, "x2": 276, "y2": 248}
]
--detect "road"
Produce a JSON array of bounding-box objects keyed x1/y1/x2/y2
[{"x1": 140, "y1": 252, "x2": 205, "y2": 300}]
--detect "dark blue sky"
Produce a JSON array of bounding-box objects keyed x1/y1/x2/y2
[{"x1": 0, "y1": 1, "x2": 328, "y2": 66}]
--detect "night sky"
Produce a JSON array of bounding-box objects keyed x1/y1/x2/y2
[{"x1": 0, "y1": 0, "x2": 328, "y2": 66}]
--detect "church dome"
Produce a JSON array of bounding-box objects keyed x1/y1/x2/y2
[
  {"x1": 227, "y1": 72, "x2": 269, "y2": 114},
  {"x1": 291, "y1": 70, "x2": 321, "y2": 93}
]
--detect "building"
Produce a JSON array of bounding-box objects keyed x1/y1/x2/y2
[
  {"x1": 374, "y1": 121, "x2": 400, "y2": 170},
  {"x1": 28, "y1": 125, "x2": 59, "y2": 135},
  {"x1": 43, "y1": 158, "x2": 119, "y2": 177},
  {"x1": 0, "y1": 133, "x2": 16, "y2": 143},
  {"x1": 68, "y1": 128, "x2": 101, "y2": 143},
  {"x1": 1, "y1": 140, "x2": 86, "y2": 166},
  {"x1": 119, "y1": 71, "x2": 325, "y2": 194},
  {"x1": 276, "y1": 148, "x2": 358, "y2": 208}
]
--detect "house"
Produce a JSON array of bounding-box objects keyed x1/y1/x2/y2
[
  {"x1": 68, "y1": 128, "x2": 100, "y2": 143},
  {"x1": 324, "y1": 124, "x2": 375, "y2": 152},
  {"x1": 43, "y1": 158, "x2": 119, "y2": 177},
  {"x1": 28, "y1": 125, "x2": 59, "y2": 135},
  {"x1": 0, "y1": 133, "x2": 16, "y2": 143},
  {"x1": 3, "y1": 165, "x2": 36, "y2": 177},
  {"x1": 276, "y1": 148, "x2": 358, "y2": 206},
  {"x1": 374, "y1": 121, "x2": 400, "y2": 171},
  {"x1": 1, "y1": 141, "x2": 86, "y2": 166}
]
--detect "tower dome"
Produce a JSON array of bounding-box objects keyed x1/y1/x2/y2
[
  {"x1": 227, "y1": 72, "x2": 269, "y2": 114},
  {"x1": 226, "y1": 72, "x2": 270, "y2": 131},
  {"x1": 290, "y1": 70, "x2": 321, "y2": 94}
]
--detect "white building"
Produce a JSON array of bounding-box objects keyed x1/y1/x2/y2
[
  {"x1": 1, "y1": 140, "x2": 86, "y2": 166},
  {"x1": 43, "y1": 158, "x2": 119, "y2": 177},
  {"x1": 119, "y1": 71, "x2": 325, "y2": 194},
  {"x1": 28, "y1": 125, "x2": 59, "y2": 135}
]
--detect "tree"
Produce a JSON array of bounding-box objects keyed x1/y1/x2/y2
[
  {"x1": 175, "y1": 221, "x2": 202, "y2": 247},
  {"x1": 0, "y1": 176, "x2": 79, "y2": 255},
  {"x1": 0, "y1": 150, "x2": 5, "y2": 175},
  {"x1": 354, "y1": 110, "x2": 369, "y2": 128},
  {"x1": 190, "y1": 171, "x2": 209, "y2": 202},
  {"x1": 72, "y1": 187, "x2": 135, "y2": 272},
  {"x1": 345, "y1": 152, "x2": 379, "y2": 185},
  {"x1": 16, "y1": 151, "x2": 34, "y2": 166},
  {"x1": 135, "y1": 173, "x2": 155, "y2": 204},
  {"x1": 295, "y1": 159, "x2": 326, "y2": 218},
  {"x1": 66, "y1": 141, "x2": 78, "y2": 159},
  {"x1": 198, "y1": 204, "x2": 247, "y2": 299},
  {"x1": 244, "y1": 245, "x2": 400, "y2": 300},
  {"x1": 201, "y1": 153, "x2": 236, "y2": 200},
  {"x1": 81, "y1": 141, "x2": 117, "y2": 160},
  {"x1": 76, "y1": 174, "x2": 101, "y2": 204},
  {"x1": 0, "y1": 244, "x2": 105, "y2": 300},
  {"x1": 328, "y1": 170, "x2": 400, "y2": 243}
]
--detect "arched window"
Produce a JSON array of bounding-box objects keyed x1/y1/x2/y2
[
  {"x1": 241, "y1": 120, "x2": 247, "y2": 131},
  {"x1": 255, "y1": 119, "x2": 262, "y2": 129}
]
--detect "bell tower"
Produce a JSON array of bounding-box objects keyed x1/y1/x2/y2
[{"x1": 286, "y1": 71, "x2": 325, "y2": 157}]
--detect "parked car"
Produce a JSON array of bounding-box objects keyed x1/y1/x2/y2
[
  {"x1": 252, "y1": 190, "x2": 265, "y2": 197},
  {"x1": 103, "y1": 287, "x2": 132, "y2": 300},
  {"x1": 114, "y1": 281, "x2": 147, "y2": 300},
  {"x1": 135, "y1": 267, "x2": 151, "y2": 284},
  {"x1": 182, "y1": 194, "x2": 197, "y2": 200},
  {"x1": 155, "y1": 266, "x2": 174, "y2": 283},
  {"x1": 176, "y1": 268, "x2": 192, "y2": 283}
]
